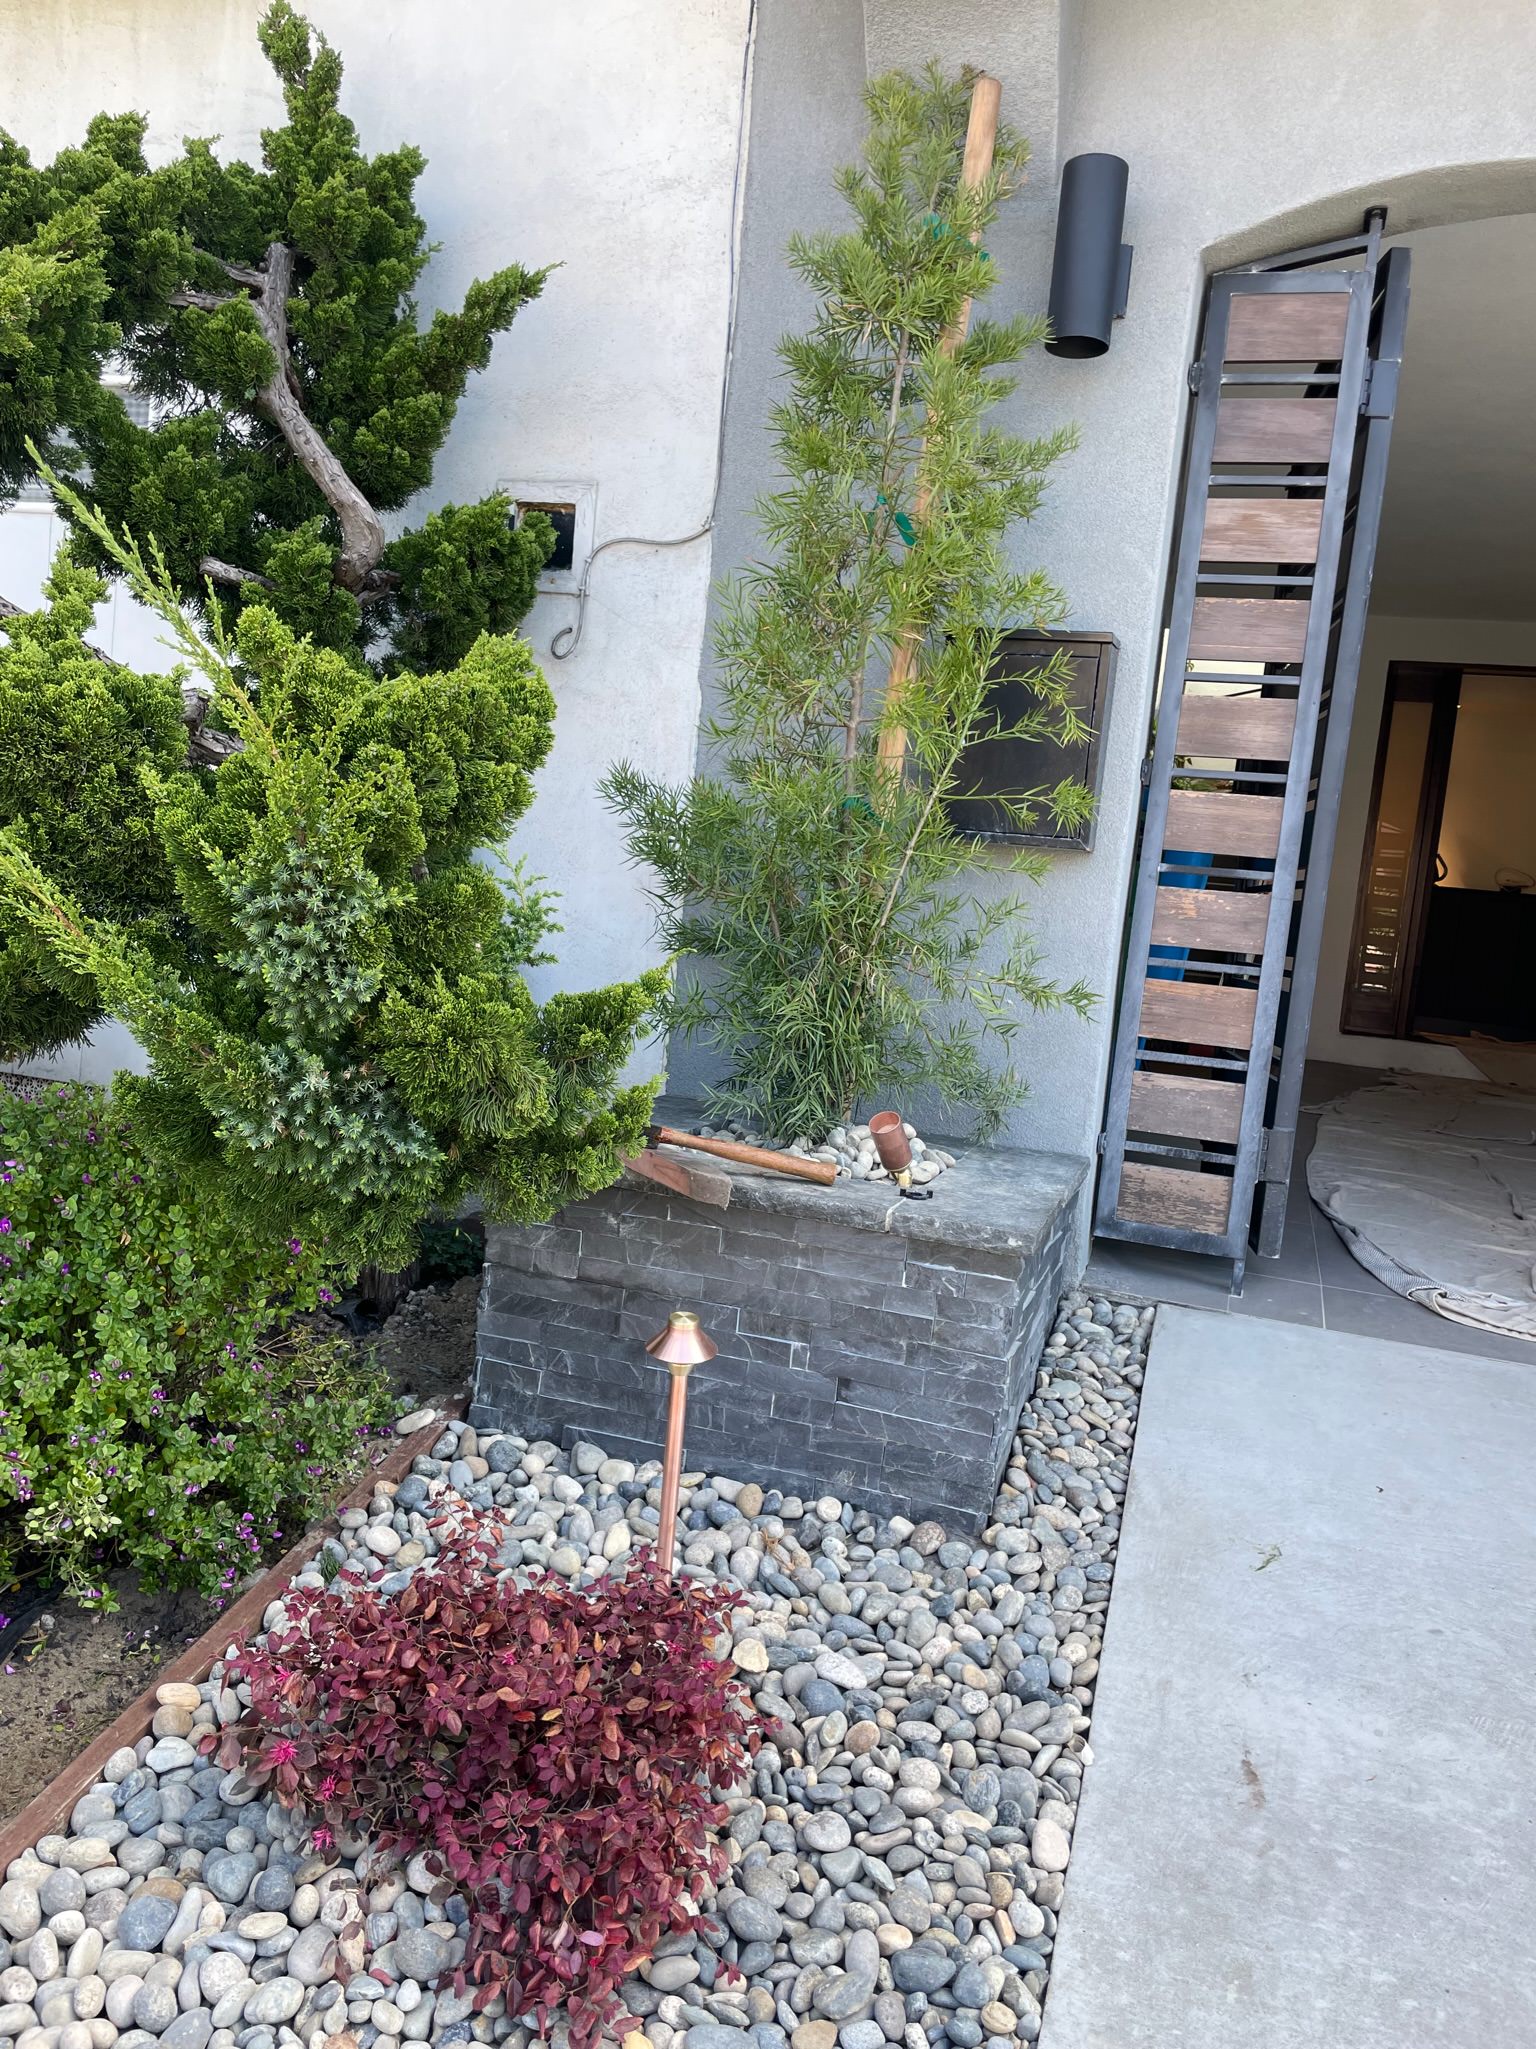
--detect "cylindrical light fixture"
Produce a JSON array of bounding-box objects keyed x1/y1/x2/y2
[
  {"x1": 868, "y1": 1110, "x2": 934, "y2": 1201},
  {"x1": 644, "y1": 1309, "x2": 717, "y2": 1576},
  {"x1": 1046, "y1": 153, "x2": 1133, "y2": 359}
]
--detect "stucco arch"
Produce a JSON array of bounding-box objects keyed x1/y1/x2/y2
[{"x1": 1208, "y1": 158, "x2": 1536, "y2": 271}]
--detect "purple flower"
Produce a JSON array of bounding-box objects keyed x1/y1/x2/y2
[{"x1": 0, "y1": 1219, "x2": 9, "y2": 1235}]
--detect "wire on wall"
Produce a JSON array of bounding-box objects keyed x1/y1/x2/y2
[{"x1": 549, "y1": 0, "x2": 758, "y2": 661}]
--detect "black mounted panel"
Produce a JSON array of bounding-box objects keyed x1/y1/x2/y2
[{"x1": 947, "y1": 630, "x2": 1116, "y2": 851}]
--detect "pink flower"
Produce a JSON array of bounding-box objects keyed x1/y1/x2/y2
[
  {"x1": 267, "y1": 1738, "x2": 299, "y2": 1767},
  {"x1": 311, "y1": 1824, "x2": 334, "y2": 1851}
]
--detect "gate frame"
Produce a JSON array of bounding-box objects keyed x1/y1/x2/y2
[{"x1": 1094, "y1": 210, "x2": 1411, "y2": 1287}]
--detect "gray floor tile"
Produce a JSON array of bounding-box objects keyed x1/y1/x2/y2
[
  {"x1": 1321, "y1": 1283, "x2": 1536, "y2": 1365},
  {"x1": 1267, "y1": 1179, "x2": 1320, "y2": 1283},
  {"x1": 1231, "y1": 1272, "x2": 1325, "y2": 1327},
  {"x1": 1309, "y1": 1204, "x2": 1390, "y2": 1293},
  {"x1": 1084, "y1": 1239, "x2": 1232, "y2": 1313}
]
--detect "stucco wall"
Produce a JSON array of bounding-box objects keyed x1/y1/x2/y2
[
  {"x1": 684, "y1": 0, "x2": 1536, "y2": 1183},
  {"x1": 0, "y1": 0, "x2": 752, "y2": 1084}
]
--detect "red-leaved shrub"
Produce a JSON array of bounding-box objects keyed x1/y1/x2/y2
[{"x1": 209, "y1": 1523, "x2": 764, "y2": 2047}]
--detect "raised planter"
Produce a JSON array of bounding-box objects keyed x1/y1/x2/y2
[{"x1": 472, "y1": 1102, "x2": 1087, "y2": 1531}]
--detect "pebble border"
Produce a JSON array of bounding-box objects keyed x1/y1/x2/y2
[{"x1": 0, "y1": 1290, "x2": 1151, "y2": 2049}]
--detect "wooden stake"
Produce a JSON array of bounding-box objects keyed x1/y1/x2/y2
[{"x1": 877, "y1": 74, "x2": 1002, "y2": 773}]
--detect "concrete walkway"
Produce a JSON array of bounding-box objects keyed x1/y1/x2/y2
[{"x1": 1040, "y1": 1304, "x2": 1536, "y2": 2048}]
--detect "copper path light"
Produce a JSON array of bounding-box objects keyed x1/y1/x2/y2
[{"x1": 644, "y1": 1309, "x2": 717, "y2": 1576}]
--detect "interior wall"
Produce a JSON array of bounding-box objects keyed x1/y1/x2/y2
[
  {"x1": 1307, "y1": 615, "x2": 1536, "y2": 1075},
  {"x1": 0, "y1": 0, "x2": 750, "y2": 1087},
  {"x1": 1437, "y1": 674, "x2": 1536, "y2": 890}
]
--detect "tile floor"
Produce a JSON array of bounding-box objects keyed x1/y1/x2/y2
[{"x1": 1084, "y1": 1058, "x2": 1536, "y2": 1367}]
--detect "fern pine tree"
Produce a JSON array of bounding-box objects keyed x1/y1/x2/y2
[
  {"x1": 0, "y1": 4, "x2": 663, "y2": 1267},
  {"x1": 605, "y1": 69, "x2": 1094, "y2": 1144}
]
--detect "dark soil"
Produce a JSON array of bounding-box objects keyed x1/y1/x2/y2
[
  {"x1": 0, "y1": 1271, "x2": 479, "y2": 1831},
  {"x1": 369, "y1": 1271, "x2": 480, "y2": 1409},
  {"x1": 0, "y1": 1568, "x2": 208, "y2": 1827}
]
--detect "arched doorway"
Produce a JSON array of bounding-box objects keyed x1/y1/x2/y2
[{"x1": 1091, "y1": 192, "x2": 1536, "y2": 1352}]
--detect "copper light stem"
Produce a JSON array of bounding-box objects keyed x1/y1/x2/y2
[{"x1": 654, "y1": 1366, "x2": 689, "y2": 1577}]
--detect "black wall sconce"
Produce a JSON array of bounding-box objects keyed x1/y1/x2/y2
[{"x1": 1046, "y1": 153, "x2": 1133, "y2": 358}]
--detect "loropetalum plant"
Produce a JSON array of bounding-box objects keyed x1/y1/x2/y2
[
  {"x1": 214, "y1": 1527, "x2": 763, "y2": 2049},
  {"x1": 0, "y1": 1082, "x2": 391, "y2": 1606},
  {"x1": 606, "y1": 69, "x2": 1094, "y2": 1143}
]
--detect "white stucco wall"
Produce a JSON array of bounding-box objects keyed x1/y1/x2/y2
[
  {"x1": 699, "y1": 0, "x2": 1536, "y2": 1174},
  {"x1": 1011, "y1": 0, "x2": 1536, "y2": 1165},
  {"x1": 0, "y1": 0, "x2": 752, "y2": 1083}
]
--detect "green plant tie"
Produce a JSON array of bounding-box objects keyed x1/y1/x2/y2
[
  {"x1": 873, "y1": 495, "x2": 918, "y2": 547},
  {"x1": 921, "y1": 214, "x2": 988, "y2": 260}
]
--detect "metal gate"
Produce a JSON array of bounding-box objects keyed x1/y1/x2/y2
[{"x1": 1095, "y1": 212, "x2": 1411, "y2": 1282}]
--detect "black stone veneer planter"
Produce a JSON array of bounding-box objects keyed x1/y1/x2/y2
[{"x1": 472, "y1": 1101, "x2": 1087, "y2": 1532}]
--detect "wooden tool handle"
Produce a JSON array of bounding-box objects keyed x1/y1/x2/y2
[{"x1": 651, "y1": 1124, "x2": 838, "y2": 1186}]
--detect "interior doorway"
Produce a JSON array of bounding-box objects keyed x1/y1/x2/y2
[
  {"x1": 1295, "y1": 213, "x2": 1536, "y2": 1340},
  {"x1": 1094, "y1": 207, "x2": 1536, "y2": 1338},
  {"x1": 1342, "y1": 661, "x2": 1536, "y2": 1049}
]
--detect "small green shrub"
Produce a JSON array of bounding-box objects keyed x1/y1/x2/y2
[{"x1": 0, "y1": 1082, "x2": 392, "y2": 1607}]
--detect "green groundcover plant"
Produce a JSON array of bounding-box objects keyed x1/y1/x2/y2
[
  {"x1": 606, "y1": 69, "x2": 1094, "y2": 1143},
  {"x1": 0, "y1": 1081, "x2": 392, "y2": 1608}
]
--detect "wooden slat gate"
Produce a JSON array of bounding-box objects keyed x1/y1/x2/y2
[{"x1": 1095, "y1": 216, "x2": 1411, "y2": 1284}]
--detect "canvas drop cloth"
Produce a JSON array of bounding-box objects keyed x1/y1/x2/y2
[{"x1": 1308, "y1": 1075, "x2": 1536, "y2": 1342}]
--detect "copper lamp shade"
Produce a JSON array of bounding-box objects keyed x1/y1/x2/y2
[{"x1": 645, "y1": 1309, "x2": 717, "y2": 1367}]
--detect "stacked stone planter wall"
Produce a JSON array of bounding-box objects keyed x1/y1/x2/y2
[{"x1": 472, "y1": 1105, "x2": 1087, "y2": 1531}]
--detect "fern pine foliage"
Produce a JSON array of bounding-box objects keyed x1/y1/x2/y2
[
  {"x1": 605, "y1": 68, "x2": 1094, "y2": 1144},
  {"x1": 0, "y1": 4, "x2": 663, "y2": 1267}
]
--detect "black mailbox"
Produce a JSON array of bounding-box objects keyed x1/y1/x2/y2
[{"x1": 946, "y1": 630, "x2": 1116, "y2": 852}]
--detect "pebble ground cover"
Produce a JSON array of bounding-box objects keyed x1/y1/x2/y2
[{"x1": 0, "y1": 1290, "x2": 1150, "y2": 2049}]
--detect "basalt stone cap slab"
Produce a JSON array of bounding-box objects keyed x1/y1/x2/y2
[{"x1": 495, "y1": 1094, "x2": 1087, "y2": 1260}]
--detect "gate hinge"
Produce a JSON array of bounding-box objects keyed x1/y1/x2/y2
[
  {"x1": 1256, "y1": 1128, "x2": 1268, "y2": 1177},
  {"x1": 1188, "y1": 360, "x2": 1204, "y2": 393},
  {"x1": 1263, "y1": 1125, "x2": 1294, "y2": 1186},
  {"x1": 1140, "y1": 754, "x2": 1153, "y2": 787},
  {"x1": 1362, "y1": 354, "x2": 1401, "y2": 421},
  {"x1": 1096, "y1": 1130, "x2": 1108, "y2": 1156}
]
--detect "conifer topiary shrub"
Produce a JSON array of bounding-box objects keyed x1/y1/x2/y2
[
  {"x1": 0, "y1": 1081, "x2": 390, "y2": 1607},
  {"x1": 606, "y1": 70, "x2": 1094, "y2": 1144},
  {"x1": 213, "y1": 1528, "x2": 763, "y2": 2049},
  {"x1": 0, "y1": 3, "x2": 664, "y2": 1266}
]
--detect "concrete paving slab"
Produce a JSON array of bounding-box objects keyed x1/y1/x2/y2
[{"x1": 1041, "y1": 1304, "x2": 1536, "y2": 2048}]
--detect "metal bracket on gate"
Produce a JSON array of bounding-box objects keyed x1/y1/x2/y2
[{"x1": 1362, "y1": 354, "x2": 1400, "y2": 420}]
